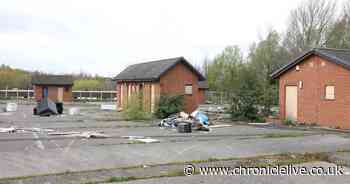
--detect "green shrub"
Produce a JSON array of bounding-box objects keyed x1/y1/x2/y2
[
  {"x1": 122, "y1": 93, "x2": 151, "y2": 120},
  {"x1": 230, "y1": 96, "x2": 263, "y2": 122},
  {"x1": 154, "y1": 94, "x2": 183, "y2": 119},
  {"x1": 230, "y1": 66, "x2": 264, "y2": 122},
  {"x1": 108, "y1": 176, "x2": 136, "y2": 182},
  {"x1": 255, "y1": 116, "x2": 266, "y2": 123}
]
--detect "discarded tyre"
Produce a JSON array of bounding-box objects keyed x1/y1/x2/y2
[{"x1": 177, "y1": 122, "x2": 192, "y2": 133}]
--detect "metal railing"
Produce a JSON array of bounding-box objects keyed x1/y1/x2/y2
[{"x1": 0, "y1": 89, "x2": 117, "y2": 102}]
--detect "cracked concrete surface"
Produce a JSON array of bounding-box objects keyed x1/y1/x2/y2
[{"x1": 0, "y1": 104, "x2": 350, "y2": 183}]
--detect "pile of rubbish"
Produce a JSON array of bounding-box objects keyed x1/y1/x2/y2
[
  {"x1": 33, "y1": 97, "x2": 64, "y2": 116},
  {"x1": 158, "y1": 110, "x2": 210, "y2": 132},
  {"x1": 197, "y1": 104, "x2": 230, "y2": 121}
]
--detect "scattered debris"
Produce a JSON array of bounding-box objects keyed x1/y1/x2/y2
[
  {"x1": 0, "y1": 127, "x2": 17, "y2": 133},
  {"x1": 6, "y1": 103, "x2": 17, "y2": 112},
  {"x1": 76, "y1": 131, "x2": 110, "y2": 139},
  {"x1": 134, "y1": 138, "x2": 159, "y2": 143},
  {"x1": 191, "y1": 110, "x2": 209, "y2": 126},
  {"x1": 158, "y1": 114, "x2": 178, "y2": 128},
  {"x1": 35, "y1": 98, "x2": 58, "y2": 116},
  {"x1": 0, "y1": 127, "x2": 55, "y2": 133},
  {"x1": 69, "y1": 107, "x2": 80, "y2": 115},
  {"x1": 209, "y1": 124, "x2": 233, "y2": 128},
  {"x1": 48, "y1": 131, "x2": 81, "y2": 136},
  {"x1": 101, "y1": 104, "x2": 117, "y2": 111},
  {"x1": 177, "y1": 122, "x2": 192, "y2": 133},
  {"x1": 56, "y1": 102, "x2": 64, "y2": 114},
  {"x1": 48, "y1": 131, "x2": 110, "y2": 139},
  {"x1": 123, "y1": 136, "x2": 159, "y2": 143},
  {"x1": 21, "y1": 128, "x2": 55, "y2": 133},
  {"x1": 0, "y1": 123, "x2": 108, "y2": 139},
  {"x1": 197, "y1": 104, "x2": 228, "y2": 113},
  {"x1": 197, "y1": 104, "x2": 231, "y2": 121},
  {"x1": 122, "y1": 136, "x2": 145, "y2": 139},
  {"x1": 179, "y1": 112, "x2": 189, "y2": 119}
]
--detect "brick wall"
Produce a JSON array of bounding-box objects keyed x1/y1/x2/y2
[
  {"x1": 116, "y1": 62, "x2": 206, "y2": 113},
  {"x1": 279, "y1": 55, "x2": 350, "y2": 129},
  {"x1": 34, "y1": 85, "x2": 72, "y2": 102},
  {"x1": 160, "y1": 62, "x2": 202, "y2": 113}
]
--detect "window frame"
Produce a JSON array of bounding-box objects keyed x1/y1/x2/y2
[
  {"x1": 184, "y1": 84, "x2": 193, "y2": 95},
  {"x1": 324, "y1": 85, "x2": 335, "y2": 100}
]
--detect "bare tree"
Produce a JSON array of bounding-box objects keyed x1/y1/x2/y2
[
  {"x1": 283, "y1": 0, "x2": 337, "y2": 57},
  {"x1": 326, "y1": 0, "x2": 350, "y2": 49},
  {"x1": 346, "y1": 0, "x2": 350, "y2": 17}
]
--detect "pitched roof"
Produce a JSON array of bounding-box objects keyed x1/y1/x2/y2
[
  {"x1": 114, "y1": 57, "x2": 206, "y2": 82},
  {"x1": 31, "y1": 75, "x2": 74, "y2": 86},
  {"x1": 271, "y1": 48, "x2": 350, "y2": 79}
]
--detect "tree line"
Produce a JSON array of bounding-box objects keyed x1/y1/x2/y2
[
  {"x1": 0, "y1": 64, "x2": 114, "y2": 91},
  {"x1": 204, "y1": 0, "x2": 350, "y2": 121}
]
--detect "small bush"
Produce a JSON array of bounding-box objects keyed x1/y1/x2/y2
[
  {"x1": 108, "y1": 176, "x2": 136, "y2": 182},
  {"x1": 154, "y1": 94, "x2": 183, "y2": 119},
  {"x1": 230, "y1": 95, "x2": 264, "y2": 122},
  {"x1": 230, "y1": 67, "x2": 265, "y2": 122},
  {"x1": 122, "y1": 93, "x2": 151, "y2": 120},
  {"x1": 255, "y1": 116, "x2": 266, "y2": 123}
]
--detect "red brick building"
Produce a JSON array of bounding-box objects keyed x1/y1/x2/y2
[
  {"x1": 114, "y1": 57, "x2": 208, "y2": 113},
  {"x1": 32, "y1": 75, "x2": 74, "y2": 102},
  {"x1": 271, "y1": 48, "x2": 350, "y2": 129}
]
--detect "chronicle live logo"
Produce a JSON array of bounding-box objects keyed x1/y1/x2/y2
[{"x1": 185, "y1": 165, "x2": 350, "y2": 176}]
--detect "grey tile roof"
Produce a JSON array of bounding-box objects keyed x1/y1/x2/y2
[
  {"x1": 114, "y1": 57, "x2": 205, "y2": 81},
  {"x1": 31, "y1": 75, "x2": 74, "y2": 86},
  {"x1": 271, "y1": 48, "x2": 350, "y2": 79}
]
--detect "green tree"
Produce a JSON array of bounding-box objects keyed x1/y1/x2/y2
[
  {"x1": 73, "y1": 79, "x2": 105, "y2": 90},
  {"x1": 249, "y1": 30, "x2": 291, "y2": 115},
  {"x1": 207, "y1": 45, "x2": 243, "y2": 93},
  {"x1": 0, "y1": 65, "x2": 31, "y2": 89},
  {"x1": 230, "y1": 65, "x2": 263, "y2": 122}
]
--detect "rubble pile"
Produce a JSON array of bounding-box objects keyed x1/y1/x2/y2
[
  {"x1": 197, "y1": 104, "x2": 231, "y2": 121},
  {"x1": 158, "y1": 110, "x2": 210, "y2": 132}
]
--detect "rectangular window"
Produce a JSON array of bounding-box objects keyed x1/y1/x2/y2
[
  {"x1": 185, "y1": 84, "x2": 193, "y2": 95},
  {"x1": 325, "y1": 85, "x2": 335, "y2": 100}
]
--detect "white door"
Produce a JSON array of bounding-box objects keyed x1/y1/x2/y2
[
  {"x1": 58, "y1": 87, "x2": 64, "y2": 102},
  {"x1": 285, "y1": 86, "x2": 298, "y2": 121}
]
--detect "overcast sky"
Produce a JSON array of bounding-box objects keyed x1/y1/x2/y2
[{"x1": 0, "y1": 0, "x2": 313, "y2": 77}]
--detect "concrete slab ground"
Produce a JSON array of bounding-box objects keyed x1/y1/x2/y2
[
  {"x1": 1, "y1": 104, "x2": 350, "y2": 183},
  {"x1": 121, "y1": 162, "x2": 350, "y2": 184}
]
